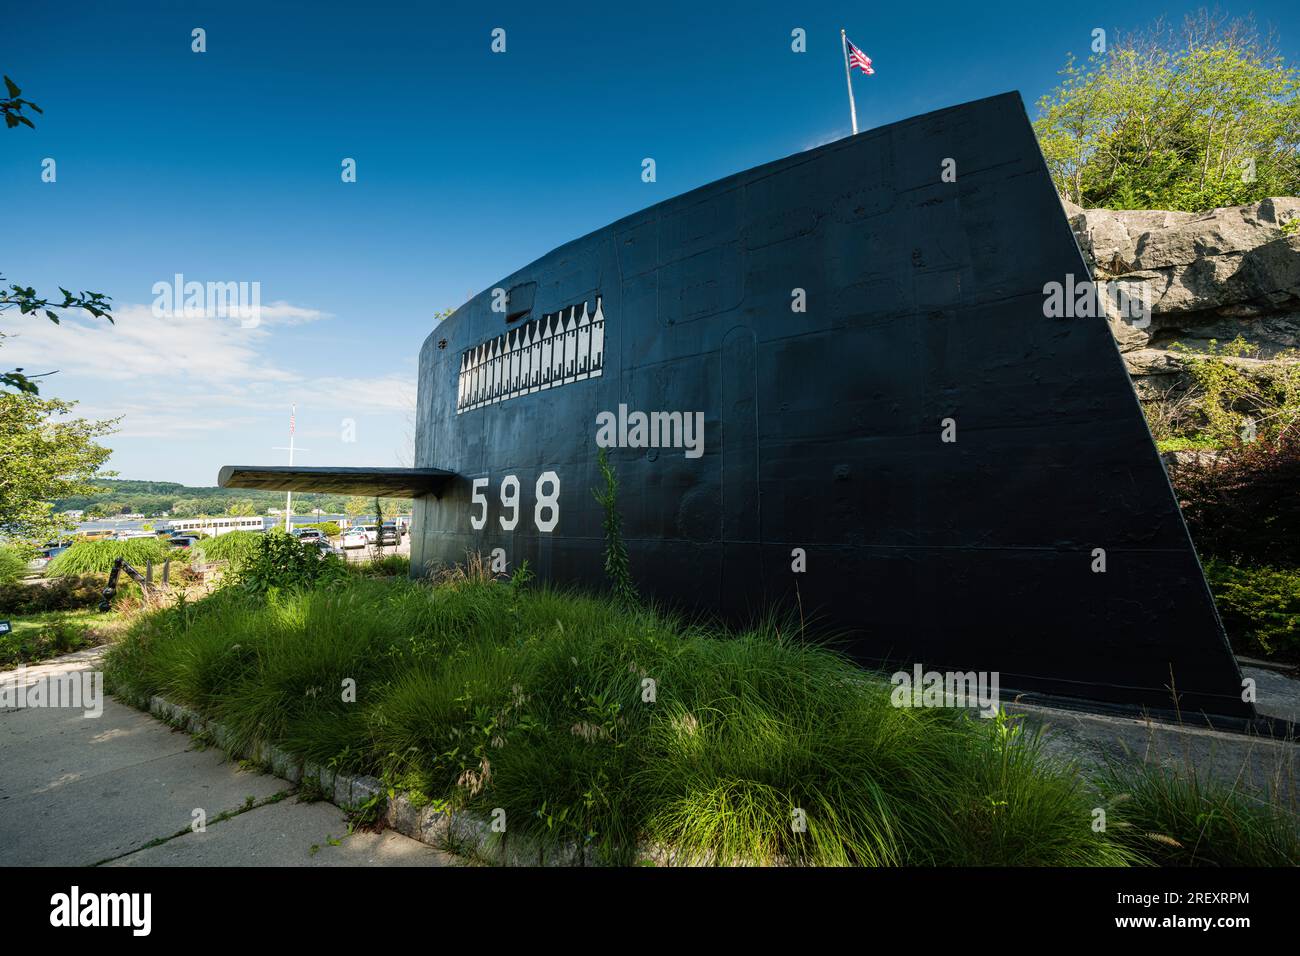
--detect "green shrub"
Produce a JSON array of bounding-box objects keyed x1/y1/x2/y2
[
  {"x1": 1204, "y1": 560, "x2": 1300, "y2": 659},
  {"x1": 0, "y1": 576, "x2": 104, "y2": 614},
  {"x1": 0, "y1": 612, "x2": 103, "y2": 668},
  {"x1": 46, "y1": 539, "x2": 168, "y2": 577},
  {"x1": 0, "y1": 547, "x2": 28, "y2": 585},
  {"x1": 303, "y1": 521, "x2": 341, "y2": 537},
  {"x1": 233, "y1": 531, "x2": 347, "y2": 594}
]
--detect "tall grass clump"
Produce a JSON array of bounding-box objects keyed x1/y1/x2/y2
[
  {"x1": 46, "y1": 539, "x2": 167, "y2": 576},
  {"x1": 106, "y1": 581, "x2": 1089, "y2": 864},
  {"x1": 103, "y1": 568, "x2": 1296, "y2": 866},
  {"x1": 196, "y1": 530, "x2": 262, "y2": 567},
  {"x1": 348, "y1": 554, "x2": 410, "y2": 578},
  {"x1": 1095, "y1": 760, "x2": 1300, "y2": 866},
  {"x1": 0, "y1": 546, "x2": 28, "y2": 584}
]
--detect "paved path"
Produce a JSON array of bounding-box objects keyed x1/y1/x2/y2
[{"x1": 0, "y1": 648, "x2": 455, "y2": 867}]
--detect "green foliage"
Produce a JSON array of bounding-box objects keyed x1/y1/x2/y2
[
  {"x1": 1034, "y1": 12, "x2": 1300, "y2": 211},
  {"x1": 0, "y1": 391, "x2": 116, "y2": 542},
  {"x1": 1204, "y1": 560, "x2": 1300, "y2": 658},
  {"x1": 196, "y1": 531, "x2": 261, "y2": 566},
  {"x1": 303, "y1": 521, "x2": 341, "y2": 537},
  {"x1": 1, "y1": 75, "x2": 43, "y2": 130},
  {"x1": 1155, "y1": 435, "x2": 1219, "y2": 453},
  {"x1": 0, "y1": 575, "x2": 102, "y2": 614},
  {"x1": 347, "y1": 554, "x2": 410, "y2": 578},
  {"x1": 1096, "y1": 759, "x2": 1300, "y2": 866},
  {"x1": 45, "y1": 539, "x2": 167, "y2": 577},
  {"x1": 0, "y1": 609, "x2": 105, "y2": 668},
  {"x1": 591, "y1": 448, "x2": 638, "y2": 607},
  {"x1": 233, "y1": 531, "x2": 347, "y2": 595},
  {"x1": 1165, "y1": 338, "x2": 1300, "y2": 447},
  {"x1": 0, "y1": 546, "x2": 27, "y2": 585},
  {"x1": 109, "y1": 574, "x2": 1293, "y2": 867},
  {"x1": 1, "y1": 77, "x2": 114, "y2": 395}
]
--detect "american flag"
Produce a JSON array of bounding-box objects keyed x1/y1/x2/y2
[{"x1": 846, "y1": 38, "x2": 874, "y2": 75}]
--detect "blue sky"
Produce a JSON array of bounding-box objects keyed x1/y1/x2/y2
[{"x1": 5, "y1": 0, "x2": 1300, "y2": 486}]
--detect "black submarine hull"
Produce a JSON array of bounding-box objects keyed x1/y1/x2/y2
[
  {"x1": 227, "y1": 91, "x2": 1253, "y2": 721},
  {"x1": 413, "y1": 92, "x2": 1249, "y2": 720}
]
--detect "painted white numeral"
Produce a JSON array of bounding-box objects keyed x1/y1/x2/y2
[
  {"x1": 534, "y1": 471, "x2": 560, "y2": 532},
  {"x1": 470, "y1": 477, "x2": 489, "y2": 530},
  {"x1": 499, "y1": 475, "x2": 520, "y2": 530}
]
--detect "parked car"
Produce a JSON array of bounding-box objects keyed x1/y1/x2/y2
[
  {"x1": 292, "y1": 528, "x2": 325, "y2": 543},
  {"x1": 28, "y1": 543, "x2": 70, "y2": 571},
  {"x1": 379, "y1": 523, "x2": 400, "y2": 545},
  {"x1": 342, "y1": 526, "x2": 374, "y2": 549},
  {"x1": 168, "y1": 536, "x2": 201, "y2": 549},
  {"x1": 314, "y1": 539, "x2": 345, "y2": 558}
]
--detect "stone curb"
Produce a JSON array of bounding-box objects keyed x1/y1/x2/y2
[{"x1": 141, "y1": 694, "x2": 619, "y2": 866}]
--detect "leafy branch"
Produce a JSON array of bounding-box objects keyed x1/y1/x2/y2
[
  {"x1": 1, "y1": 76, "x2": 115, "y2": 394},
  {"x1": 1, "y1": 75, "x2": 42, "y2": 129}
]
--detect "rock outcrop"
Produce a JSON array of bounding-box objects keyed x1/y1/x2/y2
[{"x1": 1063, "y1": 197, "x2": 1300, "y2": 400}]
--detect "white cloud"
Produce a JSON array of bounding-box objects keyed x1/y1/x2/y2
[
  {"x1": 251, "y1": 301, "x2": 330, "y2": 325},
  {"x1": 2, "y1": 302, "x2": 415, "y2": 440},
  {"x1": 4, "y1": 303, "x2": 289, "y2": 384}
]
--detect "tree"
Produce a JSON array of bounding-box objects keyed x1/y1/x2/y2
[
  {"x1": 344, "y1": 496, "x2": 372, "y2": 518},
  {"x1": 1034, "y1": 11, "x2": 1300, "y2": 211},
  {"x1": 226, "y1": 500, "x2": 258, "y2": 517},
  {"x1": 0, "y1": 391, "x2": 116, "y2": 541},
  {"x1": 2, "y1": 75, "x2": 114, "y2": 395}
]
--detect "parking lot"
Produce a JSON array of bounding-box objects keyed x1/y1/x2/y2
[{"x1": 341, "y1": 537, "x2": 410, "y2": 563}]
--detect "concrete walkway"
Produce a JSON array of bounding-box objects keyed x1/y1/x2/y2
[{"x1": 0, "y1": 648, "x2": 456, "y2": 867}]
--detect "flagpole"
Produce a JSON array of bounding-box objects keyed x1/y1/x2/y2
[
  {"x1": 841, "y1": 29, "x2": 859, "y2": 135},
  {"x1": 272, "y1": 406, "x2": 307, "y2": 534}
]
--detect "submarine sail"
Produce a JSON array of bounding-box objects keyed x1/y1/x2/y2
[{"x1": 222, "y1": 91, "x2": 1253, "y2": 723}]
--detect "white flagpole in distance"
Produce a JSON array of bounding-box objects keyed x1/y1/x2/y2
[
  {"x1": 841, "y1": 28, "x2": 859, "y2": 135},
  {"x1": 272, "y1": 404, "x2": 308, "y2": 533}
]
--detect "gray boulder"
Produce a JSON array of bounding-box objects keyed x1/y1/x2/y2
[{"x1": 1065, "y1": 198, "x2": 1300, "y2": 399}]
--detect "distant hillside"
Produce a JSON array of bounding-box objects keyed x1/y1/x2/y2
[{"x1": 53, "y1": 479, "x2": 410, "y2": 518}]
